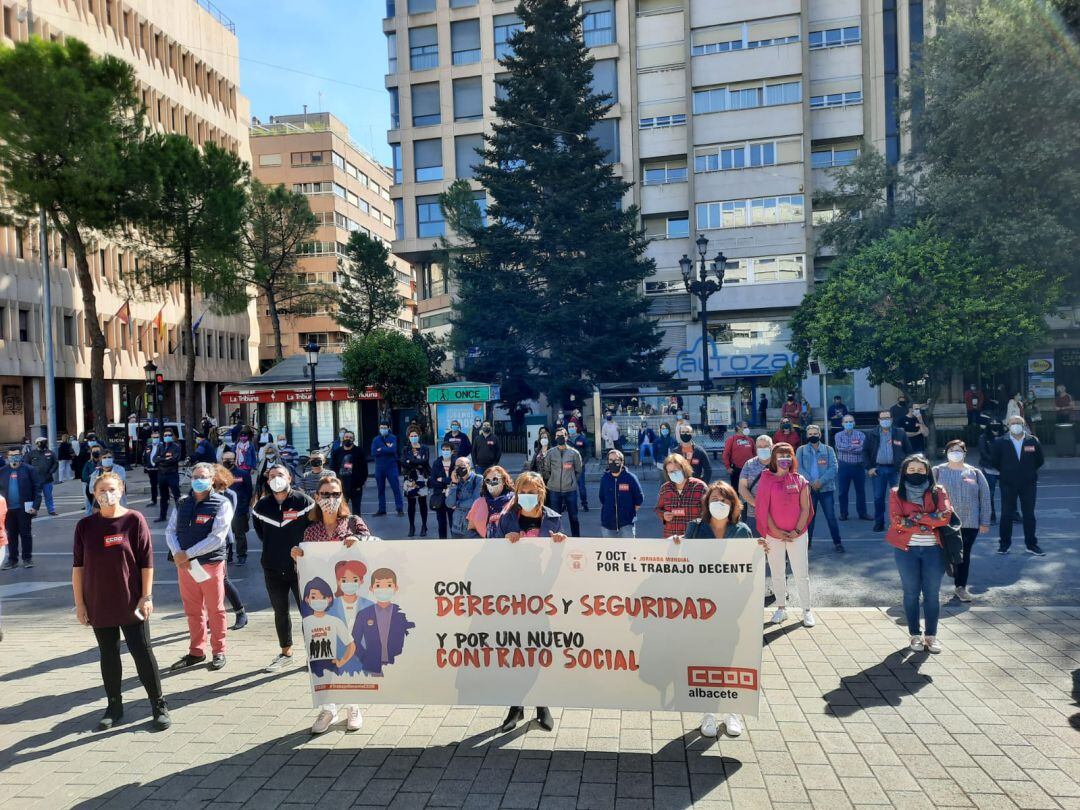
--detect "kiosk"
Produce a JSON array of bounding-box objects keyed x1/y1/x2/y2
[{"x1": 427, "y1": 382, "x2": 501, "y2": 446}]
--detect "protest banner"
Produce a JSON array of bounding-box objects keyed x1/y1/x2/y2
[{"x1": 295, "y1": 536, "x2": 765, "y2": 715}]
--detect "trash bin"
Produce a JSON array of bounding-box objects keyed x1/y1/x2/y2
[{"x1": 1055, "y1": 423, "x2": 1076, "y2": 457}]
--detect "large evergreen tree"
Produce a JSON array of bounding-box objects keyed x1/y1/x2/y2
[
  {"x1": 334, "y1": 231, "x2": 402, "y2": 338},
  {"x1": 446, "y1": 0, "x2": 664, "y2": 407}
]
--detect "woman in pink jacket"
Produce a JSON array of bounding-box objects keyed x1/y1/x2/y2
[
  {"x1": 755, "y1": 442, "x2": 815, "y2": 628},
  {"x1": 466, "y1": 465, "x2": 515, "y2": 537}
]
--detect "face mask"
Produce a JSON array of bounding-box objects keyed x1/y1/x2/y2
[
  {"x1": 709, "y1": 500, "x2": 731, "y2": 520},
  {"x1": 660, "y1": 428, "x2": 669, "y2": 436},
  {"x1": 608, "y1": 461, "x2": 622, "y2": 473},
  {"x1": 163, "y1": 436, "x2": 173, "y2": 443},
  {"x1": 343, "y1": 439, "x2": 353, "y2": 447},
  {"x1": 904, "y1": 472, "x2": 928, "y2": 486},
  {"x1": 8, "y1": 457, "x2": 19, "y2": 466},
  {"x1": 777, "y1": 457, "x2": 793, "y2": 470},
  {"x1": 36, "y1": 441, "x2": 46, "y2": 449},
  {"x1": 668, "y1": 470, "x2": 685, "y2": 484},
  {"x1": 308, "y1": 598, "x2": 330, "y2": 613},
  {"x1": 409, "y1": 436, "x2": 420, "y2": 445},
  {"x1": 455, "y1": 465, "x2": 469, "y2": 477},
  {"x1": 880, "y1": 420, "x2": 892, "y2": 429},
  {"x1": 441, "y1": 450, "x2": 452, "y2": 460},
  {"x1": 808, "y1": 435, "x2": 820, "y2": 444},
  {"x1": 152, "y1": 438, "x2": 161, "y2": 445},
  {"x1": 451, "y1": 425, "x2": 460, "y2": 433},
  {"x1": 379, "y1": 428, "x2": 389, "y2": 436},
  {"x1": 1009, "y1": 423, "x2": 1025, "y2": 436},
  {"x1": 540, "y1": 437, "x2": 549, "y2": 447},
  {"x1": 97, "y1": 490, "x2": 121, "y2": 507},
  {"x1": 842, "y1": 422, "x2": 854, "y2": 431},
  {"x1": 268, "y1": 477, "x2": 289, "y2": 493},
  {"x1": 517, "y1": 493, "x2": 539, "y2": 511},
  {"x1": 474, "y1": 421, "x2": 482, "y2": 427},
  {"x1": 947, "y1": 450, "x2": 965, "y2": 463},
  {"x1": 605, "y1": 415, "x2": 613, "y2": 421},
  {"x1": 568, "y1": 427, "x2": 576, "y2": 436},
  {"x1": 91, "y1": 453, "x2": 101, "y2": 461},
  {"x1": 318, "y1": 495, "x2": 342, "y2": 513},
  {"x1": 340, "y1": 581, "x2": 360, "y2": 596},
  {"x1": 787, "y1": 396, "x2": 794, "y2": 401},
  {"x1": 373, "y1": 587, "x2": 395, "y2": 603},
  {"x1": 482, "y1": 427, "x2": 491, "y2": 434},
  {"x1": 223, "y1": 460, "x2": 235, "y2": 468},
  {"x1": 556, "y1": 436, "x2": 567, "y2": 446},
  {"x1": 741, "y1": 428, "x2": 751, "y2": 436},
  {"x1": 277, "y1": 440, "x2": 287, "y2": 448},
  {"x1": 781, "y1": 423, "x2": 791, "y2": 430},
  {"x1": 756, "y1": 448, "x2": 771, "y2": 462},
  {"x1": 191, "y1": 478, "x2": 212, "y2": 493},
  {"x1": 88, "y1": 441, "x2": 98, "y2": 448},
  {"x1": 240, "y1": 435, "x2": 249, "y2": 442},
  {"x1": 102, "y1": 458, "x2": 114, "y2": 468},
  {"x1": 311, "y1": 460, "x2": 324, "y2": 469},
  {"x1": 679, "y1": 433, "x2": 692, "y2": 443}
]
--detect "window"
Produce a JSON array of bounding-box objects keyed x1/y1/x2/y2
[
  {"x1": 417, "y1": 195, "x2": 445, "y2": 237},
  {"x1": 386, "y1": 0, "x2": 396, "y2": 17},
  {"x1": 412, "y1": 82, "x2": 441, "y2": 126},
  {"x1": 258, "y1": 153, "x2": 282, "y2": 167},
  {"x1": 394, "y1": 199, "x2": 405, "y2": 240},
  {"x1": 331, "y1": 152, "x2": 345, "y2": 170},
  {"x1": 391, "y1": 143, "x2": 403, "y2": 184},
  {"x1": 721, "y1": 255, "x2": 804, "y2": 284},
  {"x1": 695, "y1": 139, "x2": 785, "y2": 173},
  {"x1": 421, "y1": 311, "x2": 452, "y2": 330},
  {"x1": 421, "y1": 261, "x2": 448, "y2": 299},
  {"x1": 18, "y1": 308, "x2": 29, "y2": 342},
  {"x1": 590, "y1": 58, "x2": 618, "y2": 103},
  {"x1": 409, "y1": 26, "x2": 438, "y2": 70},
  {"x1": 291, "y1": 150, "x2": 327, "y2": 166},
  {"x1": 0, "y1": 306, "x2": 5, "y2": 339},
  {"x1": 455, "y1": 134, "x2": 484, "y2": 180},
  {"x1": 812, "y1": 205, "x2": 839, "y2": 227},
  {"x1": 450, "y1": 0, "x2": 478, "y2": 6},
  {"x1": 666, "y1": 216, "x2": 689, "y2": 239},
  {"x1": 408, "y1": 0, "x2": 435, "y2": 13},
  {"x1": 414, "y1": 139, "x2": 444, "y2": 182},
  {"x1": 583, "y1": 1, "x2": 615, "y2": 47},
  {"x1": 811, "y1": 146, "x2": 859, "y2": 168},
  {"x1": 809, "y1": 26, "x2": 861, "y2": 49},
  {"x1": 642, "y1": 162, "x2": 687, "y2": 185},
  {"x1": 473, "y1": 191, "x2": 488, "y2": 225},
  {"x1": 494, "y1": 13, "x2": 523, "y2": 60},
  {"x1": 14, "y1": 227, "x2": 24, "y2": 259},
  {"x1": 810, "y1": 90, "x2": 862, "y2": 109},
  {"x1": 387, "y1": 33, "x2": 397, "y2": 73},
  {"x1": 219, "y1": 335, "x2": 225, "y2": 358},
  {"x1": 589, "y1": 118, "x2": 619, "y2": 163},
  {"x1": 453, "y1": 76, "x2": 483, "y2": 121},
  {"x1": 697, "y1": 194, "x2": 803, "y2": 229},
  {"x1": 388, "y1": 88, "x2": 399, "y2": 129},
  {"x1": 693, "y1": 80, "x2": 801, "y2": 114},
  {"x1": 62, "y1": 314, "x2": 74, "y2": 346},
  {"x1": 451, "y1": 19, "x2": 481, "y2": 65},
  {"x1": 639, "y1": 114, "x2": 685, "y2": 129}
]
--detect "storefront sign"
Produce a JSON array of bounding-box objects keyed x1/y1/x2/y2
[
  {"x1": 670, "y1": 335, "x2": 797, "y2": 380},
  {"x1": 427, "y1": 384, "x2": 498, "y2": 404},
  {"x1": 296, "y1": 536, "x2": 765, "y2": 715},
  {"x1": 221, "y1": 386, "x2": 379, "y2": 405},
  {"x1": 1027, "y1": 355, "x2": 1056, "y2": 399}
]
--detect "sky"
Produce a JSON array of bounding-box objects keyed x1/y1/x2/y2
[{"x1": 218, "y1": 0, "x2": 393, "y2": 165}]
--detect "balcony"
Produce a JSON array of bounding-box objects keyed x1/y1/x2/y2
[
  {"x1": 691, "y1": 0, "x2": 800, "y2": 28},
  {"x1": 641, "y1": 181, "x2": 689, "y2": 216},
  {"x1": 692, "y1": 41, "x2": 802, "y2": 87},
  {"x1": 694, "y1": 163, "x2": 805, "y2": 202},
  {"x1": 693, "y1": 104, "x2": 803, "y2": 148},
  {"x1": 808, "y1": 46, "x2": 862, "y2": 81},
  {"x1": 639, "y1": 124, "x2": 688, "y2": 160},
  {"x1": 810, "y1": 105, "x2": 863, "y2": 141}
]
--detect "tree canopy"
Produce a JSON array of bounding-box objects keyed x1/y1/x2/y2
[
  {"x1": 340, "y1": 329, "x2": 430, "y2": 412},
  {"x1": 334, "y1": 231, "x2": 402, "y2": 339}
]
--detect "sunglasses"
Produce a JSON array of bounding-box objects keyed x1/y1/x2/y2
[{"x1": 484, "y1": 478, "x2": 502, "y2": 486}]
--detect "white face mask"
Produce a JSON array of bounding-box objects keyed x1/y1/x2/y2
[
  {"x1": 947, "y1": 450, "x2": 965, "y2": 463},
  {"x1": 709, "y1": 500, "x2": 731, "y2": 520},
  {"x1": 517, "y1": 493, "x2": 539, "y2": 511},
  {"x1": 668, "y1": 470, "x2": 685, "y2": 485},
  {"x1": 741, "y1": 428, "x2": 751, "y2": 436},
  {"x1": 340, "y1": 581, "x2": 361, "y2": 595},
  {"x1": 268, "y1": 477, "x2": 289, "y2": 492},
  {"x1": 756, "y1": 448, "x2": 771, "y2": 462},
  {"x1": 1009, "y1": 423, "x2": 1025, "y2": 436},
  {"x1": 318, "y1": 495, "x2": 342, "y2": 513},
  {"x1": 539, "y1": 437, "x2": 549, "y2": 447},
  {"x1": 97, "y1": 490, "x2": 121, "y2": 507},
  {"x1": 308, "y1": 598, "x2": 329, "y2": 613}
]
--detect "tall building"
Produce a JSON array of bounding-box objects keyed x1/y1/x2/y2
[
  {"x1": 384, "y1": 0, "x2": 931, "y2": 412},
  {"x1": 248, "y1": 111, "x2": 416, "y2": 372},
  {"x1": 0, "y1": 0, "x2": 255, "y2": 442}
]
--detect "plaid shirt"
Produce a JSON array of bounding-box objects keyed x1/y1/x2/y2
[
  {"x1": 833, "y1": 429, "x2": 867, "y2": 465},
  {"x1": 653, "y1": 478, "x2": 707, "y2": 537}
]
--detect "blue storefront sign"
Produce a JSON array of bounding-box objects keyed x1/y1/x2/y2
[{"x1": 670, "y1": 335, "x2": 797, "y2": 380}]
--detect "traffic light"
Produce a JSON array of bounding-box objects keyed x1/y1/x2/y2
[{"x1": 155, "y1": 373, "x2": 166, "y2": 405}]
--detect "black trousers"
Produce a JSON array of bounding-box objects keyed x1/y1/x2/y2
[
  {"x1": 224, "y1": 568, "x2": 244, "y2": 612},
  {"x1": 5, "y1": 508, "x2": 32, "y2": 562},
  {"x1": 158, "y1": 473, "x2": 181, "y2": 520},
  {"x1": 231, "y1": 510, "x2": 250, "y2": 558},
  {"x1": 92, "y1": 621, "x2": 163, "y2": 705},
  {"x1": 147, "y1": 469, "x2": 159, "y2": 503},
  {"x1": 407, "y1": 494, "x2": 428, "y2": 531},
  {"x1": 263, "y1": 567, "x2": 300, "y2": 649},
  {"x1": 953, "y1": 527, "x2": 979, "y2": 588},
  {"x1": 434, "y1": 504, "x2": 452, "y2": 539},
  {"x1": 729, "y1": 466, "x2": 742, "y2": 490},
  {"x1": 999, "y1": 481, "x2": 1038, "y2": 550}
]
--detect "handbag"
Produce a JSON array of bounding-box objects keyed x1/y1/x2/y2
[
  {"x1": 429, "y1": 490, "x2": 446, "y2": 510},
  {"x1": 932, "y1": 489, "x2": 965, "y2": 575}
]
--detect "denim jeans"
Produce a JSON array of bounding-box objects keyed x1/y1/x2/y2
[
  {"x1": 576, "y1": 464, "x2": 589, "y2": 508},
  {"x1": 836, "y1": 462, "x2": 868, "y2": 518},
  {"x1": 549, "y1": 489, "x2": 580, "y2": 536},
  {"x1": 893, "y1": 545, "x2": 945, "y2": 636},
  {"x1": 871, "y1": 465, "x2": 899, "y2": 525},
  {"x1": 808, "y1": 488, "x2": 841, "y2": 544},
  {"x1": 639, "y1": 443, "x2": 655, "y2": 466},
  {"x1": 39, "y1": 481, "x2": 55, "y2": 513},
  {"x1": 982, "y1": 471, "x2": 999, "y2": 518},
  {"x1": 600, "y1": 525, "x2": 636, "y2": 539}
]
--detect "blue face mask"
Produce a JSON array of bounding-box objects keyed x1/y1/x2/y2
[
  {"x1": 843, "y1": 422, "x2": 854, "y2": 431},
  {"x1": 191, "y1": 478, "x2": 212, "y2": 493},
  {"x1": 151, "y1": 437, "x2": 161, "y2": 445},
  {"x1": 8, "y1": 456, "x2": 21, "y2": 465},
  {"x1": 163, "y1": 436, "x2": 173, "y2": 443},
  {"x1": 660, "y1": 428, "x2": 669, "y2": 436},
  {"x1": 441, "y1": 450, "x2": 452, "y2": 460},
  {"x1": 379, "y1": 428, "x2": 389, "y2": 436},
  {"x1": 517, "y1": 493, "x2": 539, "y2": 511},
  {"x1": 880, "y1": 420, "x2": 892, "y2": 429},
  {"x1": 102, "y1": 458, "x2": 114, "y2": 468},
  {"x1": 409, "y1": 435, "x2": 420, "y2": 445}
]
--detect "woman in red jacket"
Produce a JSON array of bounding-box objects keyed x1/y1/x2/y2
[{"x1": 887, "y1": 454, "x2": 955, "y2": 654}]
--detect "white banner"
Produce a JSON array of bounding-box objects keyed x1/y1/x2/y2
[{"x1": 295, "y1": 537, "x2": 765, "y2": 716}]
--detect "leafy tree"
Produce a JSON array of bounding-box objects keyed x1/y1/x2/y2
[
  {"x1": 340, "y1": 329, "x2": 430, "y2": 413},
  {"x1": 0, "y1": 38, "x2": 146, "y2": 439},
  {"x1": 233, "y1": 180, "x2": 319, "y2": 362},
  {"x1": 445, "y1": 0, "x2": 665, "y2": 410},
  {"x1": 132, "y1": 135, "x2": 248, "y2": 456},
  {"x1": 334, "y1": 231, "x2": 401, "y2": 338},
  {"x1": 411, "y1": 330, "x2": 449, "y2": 385},
  {"x1": 791, "y1": 223, "x2": 1049, "y2": 450}
]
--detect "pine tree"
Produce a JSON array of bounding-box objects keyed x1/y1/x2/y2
[
  {"x1": 334, "y1": 231, "x2": 402, "y2": 338},
  {"x1": 446, "y1": 0, "x2": 664, "y2": 406}
]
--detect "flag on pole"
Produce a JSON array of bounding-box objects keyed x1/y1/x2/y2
[
  {"x1": 153, "y1": 306, "x2": 166, "y2": 351},
  {"x1": 114, "y1": 300, "x2": 130, "y2": 324},
  {"x1": 192, "y1": 310, "x2": 206, "y2": 339}
]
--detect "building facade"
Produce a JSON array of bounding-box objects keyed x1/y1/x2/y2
[
  {"x1": 384, "y1": 0, "x2": 931, "y2": 414},
  {"x1": 0, "y1": 0, "x2": 256, "y2": 442},
  {"x1": 248, "y1": 112, "x2": 416, "y2": 372}
]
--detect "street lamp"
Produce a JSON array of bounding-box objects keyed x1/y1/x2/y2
[
  {"x1": 679, "y1": 234, "x2": 727, "y2": 391},
  {"x1": 305, "y1": 339, "x2": 321, "y2": 453}
]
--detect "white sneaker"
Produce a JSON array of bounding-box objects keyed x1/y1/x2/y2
[
  {"x1": 699, "y1": 713, "x2": 719, "y2": 738},
  {"x1": 954, "y1": 586, "x2": 972, "y2": 602},
  {"x1": 722, "y1": 714, "x2": 743, "y2": 737},
  {"x1": 345, "y1": 705, "x2": 363, "y2": 732},
  {"x1": 770, "y1": 607, "x2": 787, "y2": 625},
  {"x1": 910, "y1": 635, "x2": 924, "y2": 652},
  {"x1": 924, "y1": 636, "x2": 942, "y2": 654},
  {"x1": 311, "y1": 707, "x2": 338, "y2": 734},
  {"x1": 264, "y1": 653, "x2": 292, "y2": 672},
  {"x1": 802, "y1": 610, "x2": 816, "y2": 628}
]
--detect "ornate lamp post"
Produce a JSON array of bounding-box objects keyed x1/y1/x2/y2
[
  {"x1": 679, "y1": 234, "x2": 727, "y2": 391},
  {"x1": 305, "y1": 339, "x2": 321, "y2": 452}
]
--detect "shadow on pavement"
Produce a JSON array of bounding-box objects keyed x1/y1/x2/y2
[
  {"x1": 823, "y1": 648, "x2": 933, "y2": 718},
  {"x1": 0, "y1": 631, "x2": 190, "y2": 684},
  {"x1": 1071, "y1": 668, "x2": 1080, "y2": 732}
]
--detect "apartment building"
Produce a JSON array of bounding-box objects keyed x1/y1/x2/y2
[
  {"x1": 0, "y1": 0, "x2": 256, "y2": 442},
  {"x1": 249, "y1": 112, "x2": 416, "y2": 372},
  {"x1": 385, "y1": 0, "x2": 930, "y2": 413}
]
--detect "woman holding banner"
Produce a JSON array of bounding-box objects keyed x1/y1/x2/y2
[
  {"x1": 292, "y1": 474, "x2": 372, "y2": 734},
  {"x1": 673, "y1": 480, "x2": 752, "y2": 738},
  {"x1": 466, "y1": 465, "x2": 515, "y2": 538},
  {"x1": 755, "y1": 443, "x2": 815, "y2": 628},
  {"x1": 654, "y1": 454, "x2": 708, "y2": 538},
  {"x1": 496, "y1": 471, "x2": 567, "y2": 733}
]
